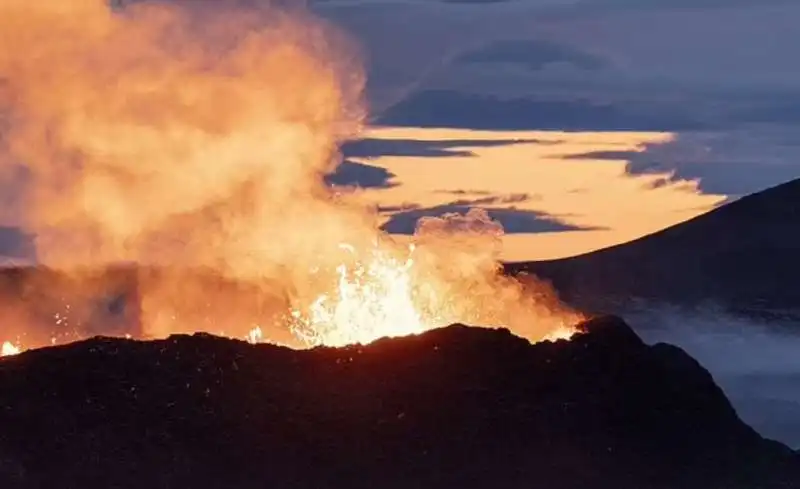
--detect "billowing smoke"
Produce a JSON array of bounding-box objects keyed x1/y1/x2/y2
[
  {"x1": 0, "y1": 0, "x2": 580, "y2": 348},
  {"x1": 0, "y1": 0, "x2": 366, "y2": 267}
]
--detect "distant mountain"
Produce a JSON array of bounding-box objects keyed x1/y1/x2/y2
[
  {"x1": 0, "y1": 317, "x2": 797, "y2": 488},
  {"x1": 377, "y1": 90, "x2": 707, "y2": 132},
  {"x1": 506, "y1": 178, "x2": 800, "y2": 317}
]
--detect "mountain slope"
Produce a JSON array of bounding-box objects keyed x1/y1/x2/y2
[
  {"x1": 0, "y1": 317, "x2": 797, "y2": 489},
  {"x1": 506, "y1": 178, "x2": 800, "y2": 315}
]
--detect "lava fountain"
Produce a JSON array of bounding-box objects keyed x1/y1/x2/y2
[{"x1": 0, "y1": 0, "x2": 580, "y2": 353}]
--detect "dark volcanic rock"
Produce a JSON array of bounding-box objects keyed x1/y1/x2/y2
[
  {"x1": 506, "y1": 178, "x2": 800, "y2": 317},
  {"x1": 0, "y1": 317, "x2": 797, "y2": 489}
]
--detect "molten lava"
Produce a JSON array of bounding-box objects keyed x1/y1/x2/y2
[
  {"x1": 0, "y1": 0, "x2": 581, "y2": 351},
  {"x1": 284, "y1": 239, "x2": 579, "y2": 347},
  {"x1": 288, "y1": 242, "x2": 426, "y2": 346},
  {"x1": 1, "y1": 341, "x2": 21, "y2": 357}
]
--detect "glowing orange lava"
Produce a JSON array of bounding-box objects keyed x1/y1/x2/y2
[
  {"x1": 1, "y1": 341, "x2": 21, "y2": 357},
  {"x1": 287, "y1": 242, "x2": 428, "y2": 346},
  {"x1": 283, "y1": 234, "x2": 580, "y2": 347}
]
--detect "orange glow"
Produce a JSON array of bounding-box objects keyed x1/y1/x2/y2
[
  {"x1": 288, "y1": 242, "x2": 428, "y2": 346},
  {"x1": 351, "y1": 127, "x2": 726, "y2": 262},
  {"x1": 285, "y1": 234, "x2": 579, "y2": 347},
  {"x1": 0, "y1": 0, "x2": 580, "y2": 351},
  {"x1": 1, "y1": 341, "x2": 21, "y2": 357}
]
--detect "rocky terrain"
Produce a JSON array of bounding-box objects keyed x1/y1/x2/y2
[{"x1": 0, "y1": 316, "x2": 797, "y2": 489}]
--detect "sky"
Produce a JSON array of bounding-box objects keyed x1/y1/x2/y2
[
  {"x1": 0, "y1": 0, "x2": 797, "y2": 263},
  {"x1": 310, "y1": 0, "x2": 800, "y2": 260}
]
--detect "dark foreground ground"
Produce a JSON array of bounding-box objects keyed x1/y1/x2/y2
[{"x1": 0, "y1": 316, "x2": 797, "y2": 489}]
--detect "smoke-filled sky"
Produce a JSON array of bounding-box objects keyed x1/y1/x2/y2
[{"x1": 0, "y1": 0, "x2": 581, "y2": 347}]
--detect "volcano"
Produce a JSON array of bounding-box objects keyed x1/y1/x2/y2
[
  {"x1": 507, "y1": 177, "x2": 800, "y2": 318},
  {"x1": 0, "y1": 316, "x2": 797, "y2": 489}
]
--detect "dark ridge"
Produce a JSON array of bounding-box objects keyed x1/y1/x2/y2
[
  {"x1": 0, "y1": 317, "x2": 797, "y2": 488},
  {"x1": 506, "y1": 178, "x2": 800, "y2": 316}
]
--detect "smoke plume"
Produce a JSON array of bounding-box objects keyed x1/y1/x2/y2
[{"x1": 0, "y1": 0, "x2": 579, "y2": 348}]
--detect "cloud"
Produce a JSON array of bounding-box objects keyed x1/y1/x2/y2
[
  {"x1": 580, "y1": 0, "x2": 794, "y2": 11},
  {"x1": 566, "y1": 134, "x2": 800, "y2": 196},
  {"x1": 456, "y1": 39, "x2": 608, "y2": 72},
  {"x1": 342, "y1": 137, "x2": 543, "y2": 159},
  {"x1": 324, "y1": 160, "x2": 398, "y2": 189},
  {"x1": 380, "y1": 204, "x2": 602, "y2": 235},
  {"x1": 732, "y1": 99, "x2": 800, "y2": 125},
  {"x1": 445, "y1": 193, "x2": 534, "y2": 206}
]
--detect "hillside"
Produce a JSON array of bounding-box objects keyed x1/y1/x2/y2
[
  {"x1": 0, "y1": 317, "x2": 797, "y2": 488},
  {"x1": 507, "y1": 178, "x2": 800, "y2": 316}
]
